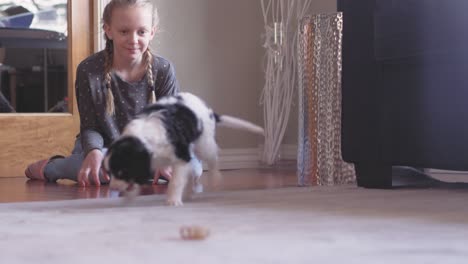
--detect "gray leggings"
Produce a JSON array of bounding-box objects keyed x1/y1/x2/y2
[{"x1": 43, "y1": 138, "x2": 109, "y2": 183}]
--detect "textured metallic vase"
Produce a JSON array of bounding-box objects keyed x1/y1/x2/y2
[{"x1": 297, "y1": 13, "x2": 355, "y2": 186}]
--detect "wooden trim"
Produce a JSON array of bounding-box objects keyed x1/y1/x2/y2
[{"x1": 0, "y1": 0, "x2": 93, "y2": 177}]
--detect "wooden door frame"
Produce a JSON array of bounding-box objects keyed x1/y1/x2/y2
[{"x1": 0, "y1": 0, "x2": 94, "y2": 177}]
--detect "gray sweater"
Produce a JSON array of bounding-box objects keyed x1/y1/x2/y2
[{"x1": 75, "y1": 50, "x2": 179, "y2": 155}]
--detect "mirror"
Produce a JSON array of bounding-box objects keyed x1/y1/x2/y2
[
  {"x1": 0, "y1": 0, "x2": 91, "y2": 178},
  {"x1": 0, "y1": 0, "x2": 67, "y2": 113}
]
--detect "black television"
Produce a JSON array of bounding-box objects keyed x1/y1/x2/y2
[{"x1": 338, "y1": 0, "x2": 468, "y2": 188}]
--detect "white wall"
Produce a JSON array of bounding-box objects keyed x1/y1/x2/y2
[
  {"x1": 153, "y1": 0, "x2": 265, "y2": 149},
  {"x1": 153, "y1": 0, "x2": 337, "y2": 151}
]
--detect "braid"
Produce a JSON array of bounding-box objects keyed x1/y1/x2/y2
[
  {"x1": 104, "y1": 39, "x2": 115, "y2": 116},
  {"x1": 145, "y1": 49, "x2": 156, "y2": 104}
]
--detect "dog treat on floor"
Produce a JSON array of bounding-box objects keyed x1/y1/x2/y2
[{"x1": 180, "y1": 225, "x2": 210, "y2": 240}]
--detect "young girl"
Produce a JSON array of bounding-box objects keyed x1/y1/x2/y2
[{"x1": 25, "y1": 0, "x2": 200, "y2": 187}]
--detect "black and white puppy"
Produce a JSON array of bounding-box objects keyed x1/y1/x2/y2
[{"x1": 103, "y1": 92, "x2": 264, "y2": 206}]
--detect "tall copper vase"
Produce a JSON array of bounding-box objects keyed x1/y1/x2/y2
[{"x1": 297, "y1": 13, "x2": 355, "y2": 186}]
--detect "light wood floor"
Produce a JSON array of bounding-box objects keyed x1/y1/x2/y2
[{"x1": 0, "y1": 167, "x2": 298, "y2": 203}]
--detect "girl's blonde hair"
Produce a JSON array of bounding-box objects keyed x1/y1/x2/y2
[{"x1": 102, "y1": 0, "x2": 159, "y2": 116}]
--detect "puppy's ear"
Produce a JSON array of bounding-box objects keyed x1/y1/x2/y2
[
  {"x1": 101, "y1": 152, "x2": 111, "y2": 176},
  {"x1": 148, "y1": 109, "x2": 166, "y2": 120},
  {"x1": 101, "y1": 143, "x2": 116, "y2": 177}
]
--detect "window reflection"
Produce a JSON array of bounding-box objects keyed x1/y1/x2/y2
[
  {"x1": 0, "y1": 0, "x2": 67, "y2": 34},
  {"x1": 0, "y1": 0, "x2": 67, "y2": 113}
]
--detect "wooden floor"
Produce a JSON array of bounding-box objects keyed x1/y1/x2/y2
[{"x1": 0, "y1": 167, "x2": 298, "y2": 203}]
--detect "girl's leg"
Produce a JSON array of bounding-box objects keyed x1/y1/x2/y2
[
  {"x1": 24, "y1": 138, "x2": 83, "y2": 182},
  {"x1": 43, "y1": 153, "x2": 84, "y2": 182},
  {"x1": 43, "y1": 138, "x2": 84, "y2": 182},
  {"x1": 43, "y1": 138, "x2": 109, "y2": 184}
]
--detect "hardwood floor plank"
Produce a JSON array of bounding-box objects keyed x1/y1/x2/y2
[{"x1": 0, "y1": 168, "x2": 297, "y2": 203}]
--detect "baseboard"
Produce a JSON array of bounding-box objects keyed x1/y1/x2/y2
[
  {"x1": 216, "y1": 147, "x2": 468, "y2": 181},
  {"x1": 214, "y1": 144, "x2": 298, "y2": 170},
  {"x1": 215, "y1": 148, "x2": 262, "y2": 170}
]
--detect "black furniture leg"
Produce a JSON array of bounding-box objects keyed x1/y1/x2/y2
[{"x1": 354, "y1": 163, "x2": 392, "y2": 189}]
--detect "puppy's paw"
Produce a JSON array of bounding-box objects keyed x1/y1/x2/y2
[
  {"x1": 124, "y1": 184, "x2": 140, "y2": 199},
  {"x1": 166, "y1": 198, "x2": 184, "y2": 206},
  {"x1": 192, "y1": 182, "x2": 203, "y2": 194}
]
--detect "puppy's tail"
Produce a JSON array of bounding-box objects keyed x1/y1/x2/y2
[{"x1": 216, "y1": 114, "x2": 264, "y2": 135}]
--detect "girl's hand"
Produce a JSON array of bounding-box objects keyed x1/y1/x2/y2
[
  {"x1": 153, "y1": 167, "x2": 172, "y2": 185},
  {"x1": 78, "y1": 149, "x2": 110, "y2": 187}
]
